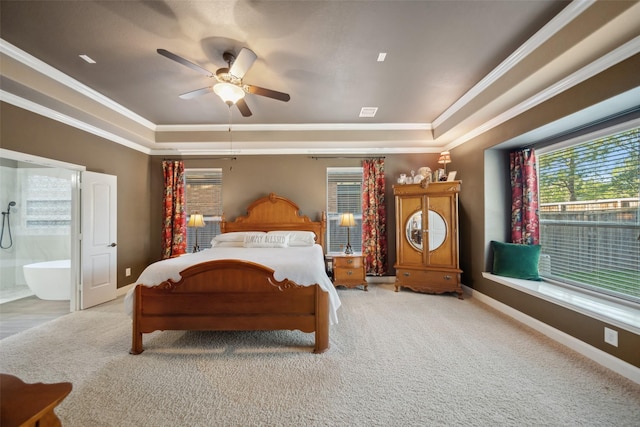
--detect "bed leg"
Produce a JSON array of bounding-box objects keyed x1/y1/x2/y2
[
  {"x1": 129, "y1": 287, "x2": 144, "y2": 355},
  {"x1": 130, "y1": 326, "x2": 144, "y2": 355},
  {"x1": 314, "y1": 286, "x2": 330, "y2": 354}
]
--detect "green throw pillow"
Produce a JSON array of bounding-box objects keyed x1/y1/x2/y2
[{"x1": 491, "y1": 241, "x2": 542, "y2": 281}]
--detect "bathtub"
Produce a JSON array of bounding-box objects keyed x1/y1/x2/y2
[{"x1": 23, "y1": 260, "x2": 71, "y2": 300}]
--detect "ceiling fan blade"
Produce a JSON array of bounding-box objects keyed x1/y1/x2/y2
[
  {"x1": 229, "y1": 48, "x2": 257, "y2": 79},
  {"x1": 179, "y1": 87, "x2": 213, "y2": 99},
  {"x1": 246, "y1": 85, "x2": 291, "y2": 102},
  {"x1": 236, "y1": 98, "x2": 253, "y2": 117},
  {"x1": 157, "y1": 49, "x2": 213, "y2": 77}
]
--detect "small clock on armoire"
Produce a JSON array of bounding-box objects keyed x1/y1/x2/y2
[{"x1": 393, "y1": 181, "x2": 463, "y2": 298}]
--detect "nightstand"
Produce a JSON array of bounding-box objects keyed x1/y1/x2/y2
[{"x1": 332, "y1": 254, "x2": 367, "y2": 291}]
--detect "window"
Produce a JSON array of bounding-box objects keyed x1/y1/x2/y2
[
  {"x1": 184, "y1": 169, "x2": 222, "y2": 251},
  {"x1": 537, "y1": 127, "x2": 639, "y2": 303},
  {"x1": 327, "y1": 167, "x2": 363, "y2": 253},
  {"x1": 24, "y1": 170, "x2": 72, "y2": 234}
]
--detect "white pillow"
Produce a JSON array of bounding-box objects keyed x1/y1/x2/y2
[
  {"x1": 211, "y1": 231, "x2": 265, "y2": 245},
  {"x1": 243, "y1": 233, "x2": 289, "y2": 248},
  {"x1": 210, "y1": 241, "x2": 244, "y2": 248},
  {"x1": 267, "y1": 231, "x2": 316, "y2": 247}
]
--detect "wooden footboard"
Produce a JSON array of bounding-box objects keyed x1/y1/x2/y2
[{"x1": 130, "y1": 260, "x2": 329, "y2": 354}]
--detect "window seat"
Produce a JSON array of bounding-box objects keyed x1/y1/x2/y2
[{"x1": 481, "y1": 272, "x2": 640, "y2": 334}]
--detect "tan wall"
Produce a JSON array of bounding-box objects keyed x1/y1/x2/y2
[
  {"x1": 0, "y1": 102, "x2": 152, "y2": 287},
  {"x1": 451, "y1": 54, "x2": 640, "y2": 367}
]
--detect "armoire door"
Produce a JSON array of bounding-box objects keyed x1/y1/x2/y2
[
  {"x1": 395, "y1": 194, "x2": 423, "y2": 267},
  {"x1": 425, "y1": 194, "x2": 457, "y2": 269}
]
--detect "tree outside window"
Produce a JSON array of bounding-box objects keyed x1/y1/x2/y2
[{"x1": 538, "y1": 127, "x2": 639, "y2": 302}]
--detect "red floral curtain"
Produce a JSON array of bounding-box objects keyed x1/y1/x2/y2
[
  {"x1": 162, "y1": 160, "x2": 186, "y2": 258},
  {"x1": 362, "y1": 158, "x2": 387, "y2": 275},
  {"x1": 510, "y1": 149, "x2": 539, "y2": 244}
]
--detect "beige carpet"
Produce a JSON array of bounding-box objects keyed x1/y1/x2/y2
[{"x1": 1, "y1": 284, "x2": 639, "y2": 426}]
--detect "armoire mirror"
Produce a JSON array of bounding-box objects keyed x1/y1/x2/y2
[{"x1": 405, "y1": 210, "x2": 447, "y2": 252}]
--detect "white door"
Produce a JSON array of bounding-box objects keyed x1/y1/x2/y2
[{"x1": 81, "y1": 171, "x2": 117, "y2": 309}]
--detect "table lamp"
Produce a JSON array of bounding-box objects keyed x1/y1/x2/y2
[
  {"x1": 339, "y1": 213, "x2": 355, "y2": 254},
  {"x1": 187, "y1": 212, "x2": 205, "y2": 252}
]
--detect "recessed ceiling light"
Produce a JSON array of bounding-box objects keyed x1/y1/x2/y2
[
  {"x1": 79, "y1": 54, "x2": 96, "y2": 64},
  {"x1": 359, "y1": 107, "x2": 378, "y2": 118},
  {"x1": 377, "y1": 53, "x2": 387, "y2": 62}
]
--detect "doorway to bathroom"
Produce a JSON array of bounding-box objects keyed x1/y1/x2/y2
[{"x1": 0, "y1": 149, "x2": 82, "y2": 336}]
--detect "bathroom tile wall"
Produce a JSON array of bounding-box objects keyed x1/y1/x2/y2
[{"x1": 0, "y1": 162, "x2": 73, "y2": 302}]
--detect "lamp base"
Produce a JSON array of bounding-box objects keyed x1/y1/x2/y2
[
  {"x1": 344, "y1": 244, "x2": 353, "y2": 255},
  {"x1": 192, "y1": 231, "x2": 200, "y2": 253}
]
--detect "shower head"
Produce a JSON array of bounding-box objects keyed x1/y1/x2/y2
[{"x1": 5, "y1": 201, "x2": 16, "y2": 214}]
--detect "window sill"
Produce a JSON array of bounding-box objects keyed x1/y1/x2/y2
[{"x1": 482, "y1": 272, "x2": 640, "y2": 335}]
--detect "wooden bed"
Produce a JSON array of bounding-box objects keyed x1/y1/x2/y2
[{"x1": 130, "y1": 193, "x2": 331, "y2": 354}]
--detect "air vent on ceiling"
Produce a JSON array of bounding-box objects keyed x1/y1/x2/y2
[
  {"x1": 79, "y1": 54, "x2": 96, "y2": 64},
  {"x1": 359, "y1": 107, "x2": 378, "y2": 118}
]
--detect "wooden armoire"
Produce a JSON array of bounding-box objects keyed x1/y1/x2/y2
[{"x1": 393, "y1": 181, "x2": 463, "y2": 298}]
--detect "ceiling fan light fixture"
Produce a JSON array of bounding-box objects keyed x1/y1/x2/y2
[{"x1": 213, "y1": 82, "x2": 245, "y2": 105}]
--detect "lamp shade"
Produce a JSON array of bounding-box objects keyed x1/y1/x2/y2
[
  {"x1": 339, "y1": 213, "x2": 355, "y2": 227},
  {"x1": 187, "y1": 212, "x2": 205, "y2": 228},
  {"x1": 438, "y1": 151, "x2": 451, "y2": 165},
  {"x1": 213, "y1": 82, "x2": 245, "y2": 104}
]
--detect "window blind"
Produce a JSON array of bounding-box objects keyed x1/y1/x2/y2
[
  {"x1": 185, "y1": 169, "x2": 222, "y2": 251},
  {"x1": 538, "y1": 127, "x2": 639, "y2": 303},
  {"x1": 327, "y1": 167, "x2": 363, "y2": 253}
]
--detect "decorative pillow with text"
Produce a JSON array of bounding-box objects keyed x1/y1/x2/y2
[
  {"x1": 243, "y1": 233, "x2": 289, "y2": 248},
  {"x1": 267, "y1": 231, "x2": 316, "y2": 247},
  {"x1": 211, "y1": 231, "x2": 265, "y2": 246}
]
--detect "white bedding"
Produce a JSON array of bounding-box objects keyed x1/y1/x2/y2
[{"x1": 124, "y1": 244, "x2": 341, "y2": 324}]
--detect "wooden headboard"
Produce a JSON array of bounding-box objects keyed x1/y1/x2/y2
[{"x1": 220, "y1": 193, "x2": 327, "y2": 250}]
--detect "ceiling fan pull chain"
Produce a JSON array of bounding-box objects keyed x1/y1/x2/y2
[{"x1": 228, "y1": 105, "x2": 233, "y2": 167}]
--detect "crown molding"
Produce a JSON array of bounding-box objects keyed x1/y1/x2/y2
[
  {"x1": 2, "y1": 88, "x2": 443, "y2": 155},
  {"x1": 1, "y1": 91, "x2": 152, "y2": 155},
  {"x1": 432, "y1": 0, "x2": 595, "y2": 129},
  {"x1": 2, "y1": 38, "x2": 433, "y2": 136},
  {"x1": 447, "y1": 35, "x2": 640, "y2": 150},
  {"x1": 0, "y1": 38, "x2": 156, "y2": 131},
  {"x1": 155, "y1": 122, "x2": 432, "y2": 132},
  {"x1": 154, "y1": 146, "x2": 443, "y2": 156}
]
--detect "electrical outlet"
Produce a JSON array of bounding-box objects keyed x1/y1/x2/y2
[
  {"x1": 125, "y1": 267, "x2": 131, "y2": 277},
  {"x1": 604, "y1": 327, "x2": 618, "y2": 347}
]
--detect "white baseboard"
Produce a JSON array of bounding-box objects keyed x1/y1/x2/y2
[
  {"x1": 464, "y1": 285, "x2": 640, "y2": 385},
  {"x1": 116, "y1": 283, "x2": 135, "y2": 297}
]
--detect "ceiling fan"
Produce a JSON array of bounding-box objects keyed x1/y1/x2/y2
[{"x1": 157, "y1": 47, "x2": 290, "y2": 117}]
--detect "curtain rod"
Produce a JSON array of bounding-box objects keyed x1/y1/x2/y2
[
  {"x1": 309, "y1": 156, "x2": 385, "y2": 160},
  {"x1": 163, "y1": 157, "x2": 237, "y2": 161}
]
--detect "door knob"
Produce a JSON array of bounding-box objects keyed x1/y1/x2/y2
[{"x1": 109, "y1": 243, "x2": 117, "y2": 247}]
